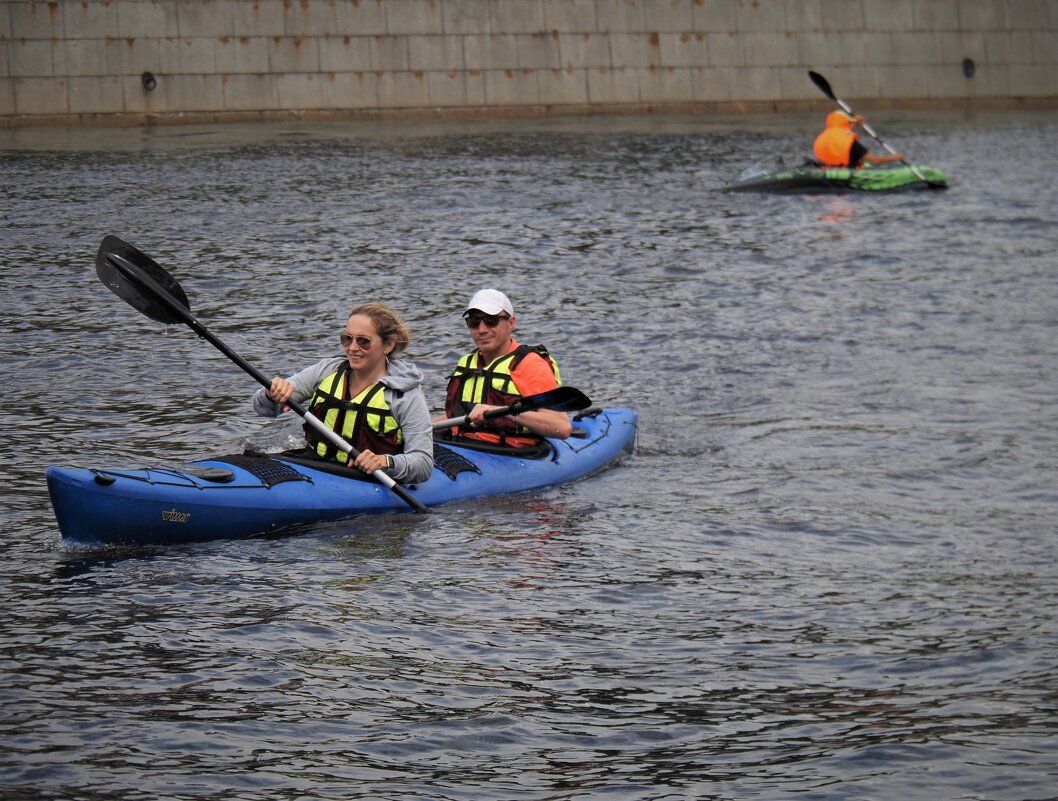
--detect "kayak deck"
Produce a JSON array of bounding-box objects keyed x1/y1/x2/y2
[{"x1": 46, "y1": 407, "x2": 638, "y2": 547}]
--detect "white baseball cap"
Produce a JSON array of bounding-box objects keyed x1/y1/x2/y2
[{"x1": 464, "y1": 288, "x2": 514, "y2": 317}]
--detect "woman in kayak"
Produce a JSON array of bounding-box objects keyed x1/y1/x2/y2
[
  {"x1": 253, "y1": 303, "x2": 433, "y2": 484},
  {"x1": 440, "y1": 288, "x2": 572, "y2": 448},
  {"x1": 813, "y1": 110, "x2": 903, "y2": 168}
]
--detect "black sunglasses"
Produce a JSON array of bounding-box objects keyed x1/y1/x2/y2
[{"x1": 465, "y1": 313, "x2": 510, "y2": 329}]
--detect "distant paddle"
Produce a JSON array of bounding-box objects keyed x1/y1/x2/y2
[
  {"x1": 95, "y1": 235, "x2": 428, "y2": 514},
  {"x1": 807, "y1": 70, "x2": 942, "y2": 188},
  {"x1": 432, "y1": 386, "x2": 592, "y2": 430}
]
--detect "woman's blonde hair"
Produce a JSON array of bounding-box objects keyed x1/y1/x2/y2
[{"x1": 348, "y1": 303, "x2": 412, "y2": 355}]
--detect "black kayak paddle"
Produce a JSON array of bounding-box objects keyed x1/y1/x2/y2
[
  {"x1": 95, "y1": 235, "x2": 428, "y2": 514},
  {"x1": 807, "y1": 70, "x2": 942, "y2": 188},
  {"x1": 432, "y1": 386, "x2": 592, "y2": 430}
]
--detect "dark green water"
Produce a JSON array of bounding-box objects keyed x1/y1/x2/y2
[{"x1": 1, "y1": 112, "x2": 1056, "y2": 800}]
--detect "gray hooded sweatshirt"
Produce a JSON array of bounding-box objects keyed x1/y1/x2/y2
[{"x1": 252, "y1": 356, "x2": 433, "y2": 485}]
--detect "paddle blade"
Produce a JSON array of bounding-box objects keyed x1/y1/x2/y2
[
  {"x1": 808, "y1": 70, "x2": 836, "y2": 101},
  {"x1": 515, "y1": 386, "x2": 592, "y2": 414},
  {"x1": 96, "y1": 235, "x2": 191, "y2": 325}
]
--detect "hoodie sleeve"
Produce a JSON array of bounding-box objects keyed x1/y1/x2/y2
[
  {"x1": 386, "y1": 383, "x2": 434, "y2": 484},
  {"x1": 251, "y1": 356, "x2": 346, "y2": 417}
]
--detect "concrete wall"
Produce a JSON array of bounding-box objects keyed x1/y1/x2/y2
[{"x1": 2, "y1": 0, "x2": 1057, "y2": 126}]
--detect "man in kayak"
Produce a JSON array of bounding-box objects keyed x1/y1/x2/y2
[
  {"x1": 814, "y1": 110, "x2": 904, "y2": 168},
  {"x1": 441, "y1": 288, "x2": 572, "y2": 447},
  {"x1": 254, "y1": 303, "x2": 434, "y2": 484}
]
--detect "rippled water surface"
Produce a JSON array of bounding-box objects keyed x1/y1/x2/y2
[{"x1": 2, "y1": 111, "x2": 1056, "y2": 800}]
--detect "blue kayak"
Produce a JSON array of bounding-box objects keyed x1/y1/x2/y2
[{"x1": 46, "y1": 407, "x2": 637, "y2": 547}]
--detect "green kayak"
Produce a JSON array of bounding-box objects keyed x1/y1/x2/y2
[{"x1": 723, "y1": 162, "x2": 948, "y2": 193}]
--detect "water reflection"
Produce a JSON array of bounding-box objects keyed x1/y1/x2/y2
[{"x1": 811, "y1": 196, "x2": 859, "y2": 229}]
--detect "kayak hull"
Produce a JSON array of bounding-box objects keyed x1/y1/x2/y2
[
  {"x1": 722, "y1": 163, "x2": 948, "y2": 193},
  {"x1": 46, "y1": 407, "x2": 637, "y2": 547}
]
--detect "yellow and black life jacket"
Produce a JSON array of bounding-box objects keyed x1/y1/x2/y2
[
  {"x1": 304, "y1": 364, "x2": 402, "y2": 463},
  {"x1": 444, "y1": 344, "x2": 560, "y2": 437}
]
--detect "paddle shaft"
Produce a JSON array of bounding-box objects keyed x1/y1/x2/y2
[
  {"x1": 808, "y1": 71, "x2": 933, "y2": 185},
  {"x1": 107, "y1": 253, "x2": 427, "y2": 513},
  {"x1": 832, "y1": 96, "x2": 928, "y2": 178},
  {"x1": 434, "y1": 403, "x2": 524, "y2": 431},
  {"x1": 432, "y1": 386, "x2": 591, "y2": 430}
]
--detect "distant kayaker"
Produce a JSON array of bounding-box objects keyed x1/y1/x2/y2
[
  {"x1": 813, "y1": 111, "x2": 904, "y2": 168},
  {"x1": 253, "y1": 303, "x2": 433, "y2": 484},
  {"x1": 440, "y1": 288, "x2": 572, "y2": 447}
]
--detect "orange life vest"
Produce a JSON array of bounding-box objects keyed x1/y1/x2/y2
[{"x1": 813, "y1": 126, "x2": 859, "y2": 167}]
